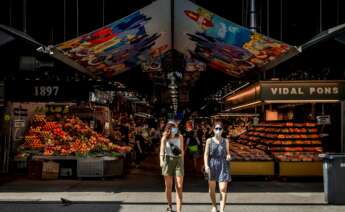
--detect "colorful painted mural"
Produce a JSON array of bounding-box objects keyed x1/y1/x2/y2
[
  {"x1": 55, "y1": 0, "x2": 297, "y2": 78},
  {"x1": 174, "y1": 0, "x2": 297, "y2": 77},
  {"x1": 56, "y1": 0, "x2": 171, "y2": 78}
]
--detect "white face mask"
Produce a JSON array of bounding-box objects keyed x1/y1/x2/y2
[
  {"x1": 214, "y1": 126, "x2": 223, "y2": 136},
  {"x1": 171, "y1": 127, "x2": 178, "y2": 135}
]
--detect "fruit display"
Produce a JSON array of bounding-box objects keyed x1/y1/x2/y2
[
  {"x1": 246, "y1": 131, "x2": 320, "y2": 139},
  {"x1": 230, "y1": 141, "x2": 272, "y2": 161},
  {"x1": 273, "y1": 152, "x2": 321, "y2": 162},
  {"x1": 236, "y1": 122, "x2": 323, "y2": 162},
  {"x1": 228, "y1": 126, "x2": 247, "y2": 138},
  {"x1": 18, "y1": 114, "x2": 132, "y2": 157}
]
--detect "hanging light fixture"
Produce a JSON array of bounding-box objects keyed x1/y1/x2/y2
[
  {"x1": 170, "y1": 90, "x2": 178, "y2": 94},
  {"x1": 168, "y1": 83, "x2": 178, "y2": 89}
]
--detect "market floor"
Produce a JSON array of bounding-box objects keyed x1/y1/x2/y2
[{"x1": 0, "y1": 154, "x2": 344, "y2": 212}]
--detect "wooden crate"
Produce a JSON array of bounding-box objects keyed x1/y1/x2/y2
[
  {"x1": 77, "y1": 157, "x2": 123, "y2": 178},
  {"x1": 230, "y1": 161, "x2": 275, "y2": 176},
  {"x1": 42, "y1": 161, "x2": 59, "y2": 180},
  {"x1": 279, "y1": 161, "x2": 323, "y2": 177},
  {"x1": 13, "y1": 158, "x2": 28, "y2": 175},
  {"x1": 28, "y1": 160, "x2": 43, "y2": 179}
]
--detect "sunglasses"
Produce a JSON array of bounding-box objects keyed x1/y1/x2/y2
[{"x1": 215, "y1": 127, "x2": 222, "y2": 130}]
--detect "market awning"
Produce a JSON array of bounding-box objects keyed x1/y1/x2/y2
[
  {"x1": 55, "y1": 0, "x2": 171, "y2": 79},
  {"x1": 0, "y1": 24, "x2": 97, "y2": 79},
  {"x1": 174, "y1": 0, "x2": 300, "y2": 77},
  {"x1": 224, "y1": 80, "x2": 345, "y2": 111},
  {"x1": 54, "y1": 0, "x2": 299, "y2": 79},
  {"x1": 8, "y1": 0, "x2": 345, "y2": 80},
  {"x1": 301, "y1": 23, "x2": 345, "y2": 50},
  {"x1": 0, "y1": 24, "x2": 42, "y2": 48}
]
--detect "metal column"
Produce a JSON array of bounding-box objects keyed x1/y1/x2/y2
[
  {"x1": 341, "y1": 101, "x2": 345, "y2": 152},
  {"x1": 249, "y1": 0, "x2": 257, "y2": 32}
]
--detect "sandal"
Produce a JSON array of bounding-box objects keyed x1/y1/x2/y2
[{"x1": 166, "y1": 206, "x2": 173, "y2": 211}]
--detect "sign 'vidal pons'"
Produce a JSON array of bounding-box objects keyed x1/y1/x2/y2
[{"x1": 270, "y1": 87, "x2": 339, "y2": 96}]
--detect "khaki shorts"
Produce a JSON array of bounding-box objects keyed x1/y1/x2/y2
[{"x1": 162, "y1": 155, "x2": 184, "y2": 176}]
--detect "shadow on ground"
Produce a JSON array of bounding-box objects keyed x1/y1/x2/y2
[{"x1": 0, "y1": 153, "x2": 324, "y2": 194}]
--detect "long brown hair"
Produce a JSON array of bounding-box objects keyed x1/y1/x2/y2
[{"x1": 212, "y1": 120, "x2": 223, "y2": 129}]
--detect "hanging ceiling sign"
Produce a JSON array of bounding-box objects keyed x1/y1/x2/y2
[
  {"x1": 260, "y1": 81, "x2": 345, "y2": 101},
  {"x1": 55, "y1": 0, "x2": 171, "y2": 78},
  {"x1": 224, "y1": 80, "x2": 345, "y2": 111},
  {"x1": 174, "y1": 0, "x2": 299, "y2": 77}
]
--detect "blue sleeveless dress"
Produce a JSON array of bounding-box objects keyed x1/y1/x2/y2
[{"x1": 208, "y1": 138, "x2": 232, "y2": 182}]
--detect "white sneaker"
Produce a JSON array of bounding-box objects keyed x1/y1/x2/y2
[{"x1": 211, "y1": 206, "x2": 217, "y2": 212}]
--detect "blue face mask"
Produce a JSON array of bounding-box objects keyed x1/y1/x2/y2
[{"x1": 171, "y1": 127, "x2": 178, "y2": 135}]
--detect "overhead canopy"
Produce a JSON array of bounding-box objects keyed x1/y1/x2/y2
[
  {"x1": 54, "y1": 0, "x2": 299, "y2": 79},
  {"x1": 301, "y1": 23, "x2": 345, "y2": 50},
  {"x1": 174, "y1": 0, "x2": 299, "y2": 77},
  {"x1": 55, "y1": 0, "x2": 171, "y2": 78},
  {"x1": 0, "y1": 24, "x2": 96, "y2": 79},
  {"x1": 0, "y1": 24, "x2": 42, "y2": 48},
  {"x1": 4, "y1": 0, "x2": 343, "y2": 81}
]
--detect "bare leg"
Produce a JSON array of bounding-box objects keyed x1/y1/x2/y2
[
  {"x1": 175, "y1": 176, "x2": 184, "y2": 212},
  {"x1": 193, "y1": 158, "x2": 198, "y2": 175},
  {"x1": 219, "y1": 182, "x2": 228, "y2": 212},
  {"x1": 164, "y1": 176, "x2": 173, "y2": 209},
  {"x1": 208, "y1": 180, "x2": 217, "y2": 210}
]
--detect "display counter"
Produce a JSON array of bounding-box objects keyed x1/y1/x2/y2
[
  {"x1": 231, "y1": 161, "x2": 275, "y2": 176},
  {"x1": 235, "y1": 121, "x2": 324, "y2": 177},
  {"x1": 279, "y1": 161, "x2": 323, "y2": 177}
]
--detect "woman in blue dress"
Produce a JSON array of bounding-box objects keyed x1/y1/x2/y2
[{"x1": 204, "y1": 121, "x2": 232, "y2": 212}]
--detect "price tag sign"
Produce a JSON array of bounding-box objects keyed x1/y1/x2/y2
[
  {"x1": 90, "y1": 120, "x2": 95, "y2": 129},
  {"x1": 317, "y1": 115, "x2": 331, "y2": 125},
  {"x1": 14, "y1": 120, "x2": 25, "y2": 128}
]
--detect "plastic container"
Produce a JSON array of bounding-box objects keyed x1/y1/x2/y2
[{"x1": 320, "y1": 153, "x2": 345, "y2": 204}]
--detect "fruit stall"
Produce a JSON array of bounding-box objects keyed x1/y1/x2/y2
[
  {"x1": 230, "y1": 141, "x2": 274, "y2": 176},
  {"x1": 223, "y1": 80, "x2": 345, "y2": 177},
  {"x1": 13, "y1": 104, "x2": 133, "y2": 179},
  {"x1": 236, "y1": 122, "x2": 323, "y2": 176},
  {"x1": 209, "y1": 113, "x2": 275, "y2": 176}
]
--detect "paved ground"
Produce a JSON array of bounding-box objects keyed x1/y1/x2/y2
[{"x1": 0, "y1": 154, "x2": 344, "y2": 212}]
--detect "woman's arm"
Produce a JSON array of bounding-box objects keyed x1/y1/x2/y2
[
  {"x1": 180, "y1": 135, "x2": 184, "y2": 158},
  {"x1": 225, "y1": 138, "x2": 231, "y2": 160},
  {"x1": 159, "y1": 135, "x2": 166, "y2": 166},
  {"x1": 204, "y1": 139, "x2": 211, "y2": 169}
]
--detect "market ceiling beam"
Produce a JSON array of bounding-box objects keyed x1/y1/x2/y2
[{"x1": 0, "y1": 24, "x2": 97, "y2": 79}]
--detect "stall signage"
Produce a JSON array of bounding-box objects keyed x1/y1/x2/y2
[
  {"x1": 34, "y1": 86, "x2": 59, "y2": 97},
  {"x1": 34, "y1": 105, "x2": 69, "y2": 114},
  {"x1": 5, "y1": 81, "x2": 90, "y2": 101},
  {"x1": 261, "y1": 82, "x2": 344, "y2": 100},
  {"x1": 14, "y1": 120, "x2": 25, "y2": 128},
  {"x1": 317, "y1": 115, "x2": 331, "y2": 125}
]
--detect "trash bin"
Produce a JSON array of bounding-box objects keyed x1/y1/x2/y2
[{"x1": 320, "y1": 153, "x2": 345, "y2": 204}]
